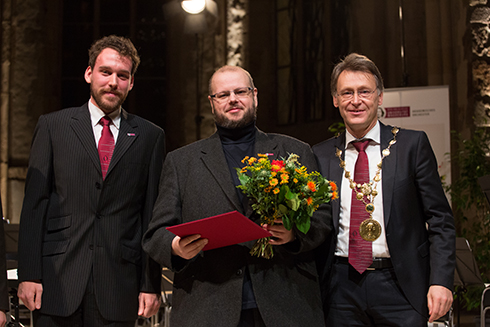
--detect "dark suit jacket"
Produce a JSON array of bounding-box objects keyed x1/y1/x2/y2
[
  {"x1": 17, "y1": 104, "x2": 165, "y2": 321},
  {"x1": 313, "y1": 122, "x2": 455, "y2": 317},
  {"x1": 143, "y1": 129, "x2": 331, "y2": 327}
]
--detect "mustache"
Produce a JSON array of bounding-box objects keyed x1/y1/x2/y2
[{"x1": 102, "y1": 89, "x2": 123, "y2": 97}]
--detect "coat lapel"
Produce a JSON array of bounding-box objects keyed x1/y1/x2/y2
[
  {"x1": 70, "y1": 104, "x2": 101, "y2": 173},
  {"x1": 380, "y1": 122, "x2": 397, "y2": 227},
  {"x1": 246, "y1": 129, "x2": 281, "y2": 217},
  {"x1": 200, "y1": 133, "x2": 243, "y2": 212},
  {"x1": 107, "y1": 109, "x2": 137, "y2": 178},
  {"x1": 331, "y1": 134, "x2": 345, "y2": 233}
]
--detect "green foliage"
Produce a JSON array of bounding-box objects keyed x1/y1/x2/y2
[
  {"x1": 236, "y1": 153, "x2": 338, "y2": 258},
  {"x1": 328, "y1": 121, "x2": 346, "y2": 136},
  {"x1": 446, "y1": 127, "x2": 490, "y2": 309}
]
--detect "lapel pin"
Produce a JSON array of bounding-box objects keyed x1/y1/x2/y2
[{"x1": 127, "y1": 133, "x2": 136, "y2": 137}]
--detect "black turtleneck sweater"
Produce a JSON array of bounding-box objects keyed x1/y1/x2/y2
[
  {"x1": 216, "y1": 121, "x2": 258, "y2": 310},
  {"x1": 216, "y1": 121, "x2": 256, "y2": 208}
]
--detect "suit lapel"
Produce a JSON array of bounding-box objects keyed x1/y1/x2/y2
[
  {"x1": 246, "y1": 130, "x2": 281, "y2": 217},
  {"x1": 331, "y1": 134, "x2": 345, "y2": 233},
  {"x1": 200, "y1": 133, "x2": 243, "y2": 212},
  {"x1": 254, "y1": 130, "x2": 279, "y2": 160},
  {"x1": 107, "y1": 109, "x2": 137, "y2": 178},
  {"x1": 70, "y1": 104, "x2": 101, "y2": 173},
  {"x1": 380, "y1": 122, "x2": 397, "y2": 227}
]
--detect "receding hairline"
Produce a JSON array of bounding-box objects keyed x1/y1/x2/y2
[{"x1": 208, "y1": 65, "x2": 255, "y2": 95}]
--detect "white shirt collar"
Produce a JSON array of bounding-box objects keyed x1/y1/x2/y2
[
  {"x1": 88, "y1": 100, "x2": 121, "y2": 129},
  {"x1": 345, "y1": 120, "x2": 380, "y2": 148}
]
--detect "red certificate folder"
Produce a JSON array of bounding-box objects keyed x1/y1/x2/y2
[{"x1": 166, "y1": 211, "x2": 271, "y2": 251}]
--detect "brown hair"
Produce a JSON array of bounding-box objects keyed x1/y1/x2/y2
[
  {"x1": 330, "y1": 53, "x2": 384, "y2": 96},
  {"x1": 88, "y1": 35, "x2": 140, "y2": 76}
]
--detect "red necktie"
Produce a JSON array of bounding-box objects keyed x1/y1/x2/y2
[
  {"x1": 98, "y1": 116, "x2": 115, "y2": 180},
  {"x1": 348, "y1": 140, "x2": 373, "y2": 273}
]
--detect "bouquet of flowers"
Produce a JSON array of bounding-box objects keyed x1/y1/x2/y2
[{"x1": 236, "y1": 153, "x2": 338, "y2": 258}]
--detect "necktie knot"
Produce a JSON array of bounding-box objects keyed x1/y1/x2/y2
[
  {"x1": 352, "y1": 139, "x2": 370, "y2": 153},
  {"x1": 100, "y1": 116, "x2": 112, "y2": 127}
]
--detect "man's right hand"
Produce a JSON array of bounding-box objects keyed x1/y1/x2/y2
[
  {"x1": 171, "y1": 234, "x2": 208, "y2": 260},
  {"x1": 18, "y1": 281, "x2": 43, "y2": 311}
]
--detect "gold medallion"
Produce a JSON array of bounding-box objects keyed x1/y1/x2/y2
[{"x1": 359, "y1": 218, "x2": 381, "y2": 241}]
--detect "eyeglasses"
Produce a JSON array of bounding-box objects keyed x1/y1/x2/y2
[
  {"x1": 336, "y1": 89, "x2": 377, "y2": 101},
  {"x1": 210, "y1": 87, "x2": 253, "y2": 103}
]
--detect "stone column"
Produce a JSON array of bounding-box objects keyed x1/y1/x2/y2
[
  {"x1": 0, "y1": 0, "x2": 62, "y2": 223},
  {"x1": 470, "y1": 0, "x2": 490, "y2": 127}
]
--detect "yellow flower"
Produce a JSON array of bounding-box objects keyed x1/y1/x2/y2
[
  {"x1": 273, "y1": 188, "x2": 280, "y2": 194},
  {"x1": 248, "y1": 157, "x2": 257, "y2": 165},
  {"x1": 258, "y1": 158, "x2": 267, "y2": 163},
  {"x1": 269, "y1": 178, "x2": 278, "y2": 187}
]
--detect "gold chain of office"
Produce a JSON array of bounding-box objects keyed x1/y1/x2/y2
[{"x1": 335, "y1": 127, "x2": 399, "y2": 242}]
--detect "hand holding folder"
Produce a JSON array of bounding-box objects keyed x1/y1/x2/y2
[{"x1": 167, "y1": 211, "x2": 271, "y2": 251}]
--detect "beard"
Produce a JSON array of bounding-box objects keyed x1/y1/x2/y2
[
  {"x1": 90, "y1": 85, "x2": 128, "y2": 114},
  {"x1": 213, "y1": 104, "x2": 257, "y2": 129}
]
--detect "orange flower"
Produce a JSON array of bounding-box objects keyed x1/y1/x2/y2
[
  {"x1": 241, "y1": 156, "x2": 250, "y2": 163},
  {"x1": 293, "y1": 178, "x2": 298, "y2": 183},
  {"x1": 307, "y1": 197, "x2": 313, "y2": 205},
  {"x1": 247, "y1": 157, "x2": 257, "y2": 165},
  {"x1": 280, "y1": 173, "x2": 289, "y2": 184},
  {"x1": 270, "y1": 178, "x2": 278, "y2": 187},
  {"x1": 271, "y1": 160, "x2": 286, "y2": 172},
  {"x1": 329, "y1": 181, "x2": 337, "y2": 191},
  {"x1": 332, "y1": 191, "x2": 338, "y2": 200},
  {"x1": 307, "y1": 181, "x2": 316, "y2": 192},
  {"x1": 273, "y1": 188, "x2": 280, "y2": 194}
]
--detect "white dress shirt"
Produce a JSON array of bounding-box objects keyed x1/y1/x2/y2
[
  {"x1": 335, "y1": 121, "x2": 391, "y2": 258},
  {"x1": 88, "y1": 100, "x2": 121, "y2": 147}
]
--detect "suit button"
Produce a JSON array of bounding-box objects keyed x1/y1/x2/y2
[
  {"x1": 95, "y1": 182, "x2": 101, "y2": 189},
  {"x1": 236, "y1": 269, "x2": 243, "y2": 276},
  {"x1": 89, "y1": 245, "x2": 94, "y2": 250}
]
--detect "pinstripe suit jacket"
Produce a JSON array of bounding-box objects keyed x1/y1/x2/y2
[
  {"x1": 17, "y1": 103, "x2": 165, "y2": 321},
  {"x1": 143, "y1": 129, "x2": 331, "y2": 327}
]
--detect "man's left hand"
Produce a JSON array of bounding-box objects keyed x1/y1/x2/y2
[
  {"x1": 138, "y1": 292, "x2": 161, "y2": 318},
  {"x1": 263, "y1": 219, "x2": 295, "y2": 245},
  {"x1": 427, "y1": 285, "x2": 453, "y2": 322}
]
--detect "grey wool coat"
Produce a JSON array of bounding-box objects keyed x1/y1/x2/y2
[{"x1": 143, "y1": 128, "x2": 331, "y2": 327}]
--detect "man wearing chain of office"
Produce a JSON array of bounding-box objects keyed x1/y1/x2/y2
[{"x1": 313, "y1": 53, "x2": 455, "y2": 326}]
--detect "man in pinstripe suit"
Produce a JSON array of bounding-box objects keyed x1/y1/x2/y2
[{"x1": 16, "y1": 35, "x2": 164, "y2": 326}]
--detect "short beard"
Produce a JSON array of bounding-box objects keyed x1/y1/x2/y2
[
  {"x1": 214, "y1": 105, "x2": 257, "y2": 129},
  {"x1": 90, "y1": 86, "x2": 127, "y2": 114}
]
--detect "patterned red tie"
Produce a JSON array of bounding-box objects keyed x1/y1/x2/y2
[
  {"x1": 348, "y1": 140, "x2": 373, "y2": 274},
  {"x1": 98, "y1": 116, "x2": 115, "y2": 180}
]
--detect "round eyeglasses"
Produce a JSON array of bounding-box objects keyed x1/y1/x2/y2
[
  {"x1": 337, "y1": 89, "x2": 377, "y2": 101},
  {"x1": 210, "y1": 87, "x2": 253, "y2": 103}
]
